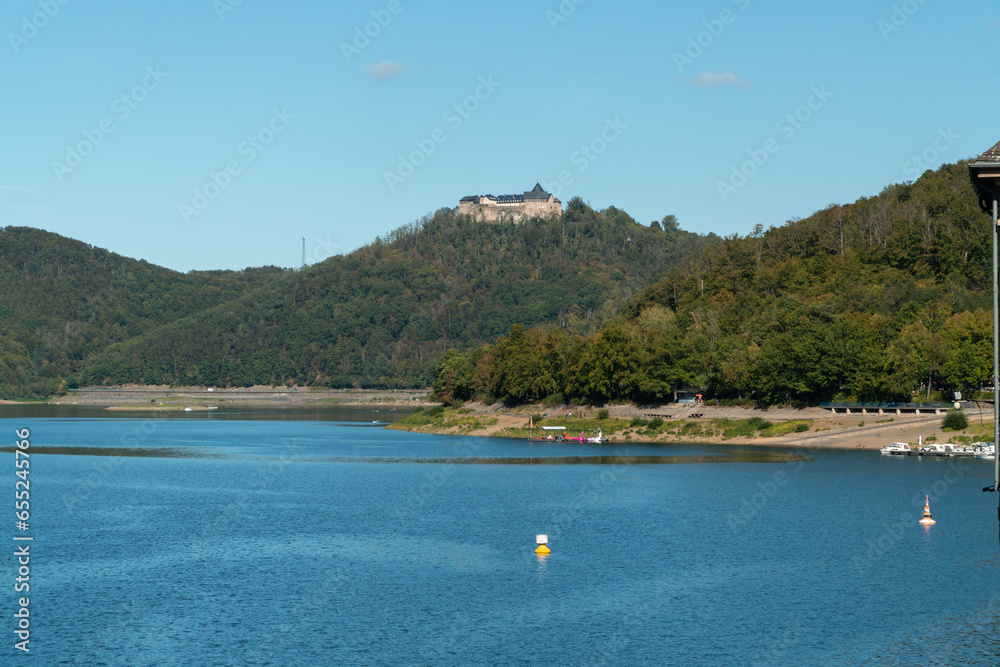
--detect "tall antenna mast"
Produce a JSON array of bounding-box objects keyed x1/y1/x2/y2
[{"x1": 301, "y1": 236, "x2": 306, "y2": 268}]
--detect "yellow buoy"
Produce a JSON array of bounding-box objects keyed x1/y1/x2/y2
[
  {"x1": 919, "y1": 495, "x2": 936, "y2": 525},
  {"x1": 535, "y1": 534, "x2": 550, "y2": 555}
]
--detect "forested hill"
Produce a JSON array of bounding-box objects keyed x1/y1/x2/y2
[
  {"x1": 0, "y1": 226, "x2": 286, "y2": 395},
  {"x1": 79, "y1": 200, "x2": 717, "y2": 389},
  {"x1": 624, "y1": 161, "x2": 990, "y2": 404},
  {"x1": 465, "y1": 161, "x2": 996, "y2": 406}
]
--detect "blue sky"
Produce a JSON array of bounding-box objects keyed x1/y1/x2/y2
[{"x1": 2, "y1": 0, "x2": 999, "y2": 272}]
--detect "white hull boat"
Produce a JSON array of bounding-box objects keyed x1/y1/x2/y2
[
  {"x1": 973, "y1": 442, "x2": 996, "y2": 460},
  {"x1": 917, "y1": 443, "x2": 974, "y2": 457},
  {"x1": 880, "y1": 442, "x2": 912, "y2": 455}
]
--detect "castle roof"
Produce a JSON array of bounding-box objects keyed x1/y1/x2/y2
[
  {"x1": 460, "y1": 184, "x2": 560, "y2": 205},
  {"x1": 523, "y1": 183, "x2": 552, "y2": 201}
]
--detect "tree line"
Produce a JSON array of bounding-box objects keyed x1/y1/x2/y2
[
  {"x1": 0, "y1": 202, "x2": 717, "y2": 396},
  {"x1": 80, "y1": 202, "x2": 714, "y2": 390},
  {"x1": 436, "y1": 162, "x2": 998, "y2": 406}
]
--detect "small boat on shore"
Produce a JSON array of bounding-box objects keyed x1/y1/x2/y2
[{"x1": 880, "y1": 442, "x2": 912, "y2": 455}]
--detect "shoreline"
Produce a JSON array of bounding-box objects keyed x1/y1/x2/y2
[
  {"x1": 20, "y1": 387, "x2": 997, "y2": 451},
  {"x1": 44, "y1": 386, "x2": 436, "y2": 408},
  {"x1": 387, "y1": 401, "x2": 995, "y2": 451}
]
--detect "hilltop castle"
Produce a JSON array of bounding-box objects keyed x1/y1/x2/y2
[{"x1": 458, "y1": 183, "x2": 562, "y2": 223}]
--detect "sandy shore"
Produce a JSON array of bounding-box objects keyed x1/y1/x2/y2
[
  {"x1": 104, "y1": 405, "x2": 217, "y2": 411},
  {"x1": 391, "y1": 402, "x2": 996, "y2": 450},
  {"x1": 49, "y1": 386, "x2": 435, "y2": 408}
]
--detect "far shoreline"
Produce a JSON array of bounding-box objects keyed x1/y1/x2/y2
[
  {"x1": 387, "y1": 401, "x2": 995, "y2": 452},
  {"x1": 43, "y1": 385, "x2": 437, "y2": 408},
  {"x1": 18, "y1": 386, "x2": 997, "y2": 451}
]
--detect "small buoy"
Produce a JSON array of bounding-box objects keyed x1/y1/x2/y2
[
  {"x1": 919, "y1": 495, "x2": 936, "y2": 525},
  {"x1": 535, "y1": 534, "x2": 550, "y2": 555}
]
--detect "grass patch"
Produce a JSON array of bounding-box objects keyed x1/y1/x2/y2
[
  {"x1": 390, "y1": 406, "x2": 497, "y2": 434},
  {"x1": 681, "y1": 421, "x2": 702, "y2": 433},
  {"x1": 758, "y1": 420, "x2": 813, "y2": 438},
  {"x1": 390, "y1": 405, "x2": 449, "y2": 427},
  {"x1": 468, "y1": 415, "x2": 631, "y2": 440},
  {"x1": 714, "y1": 417, "x2": 774, "y2": 439},
  {"x1": 448, "y1": 417, "x2": 498, "y2": 433}
]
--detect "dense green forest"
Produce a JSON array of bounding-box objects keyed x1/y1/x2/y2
[
  {"x1": 445, "y1": 162, "x2": 998, "y2": 406},
  {"x1": 0, "y1": 227, "x2": 284, "y2": 396},
  {"x1": 6, "y1": 201, "x2": 712, "y2": 393}
]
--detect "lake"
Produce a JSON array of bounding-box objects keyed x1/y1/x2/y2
[{"x1": 2, "y1": 405, "x2": 999, "y2": 665}]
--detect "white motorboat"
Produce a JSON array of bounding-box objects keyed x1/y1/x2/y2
[
  {"x1": 973, "y1": 442, "x2": 996, "y2": 460},
  {"x1": 917, "y1": 443, "x2": 973, "y2": 457},
  {"x1": 880, "y1": 442, "x2": 912, "y2": 455}
]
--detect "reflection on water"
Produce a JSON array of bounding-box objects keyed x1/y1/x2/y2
[
  {"x1": 0, "y1": 403, "x2": 413, "y2": 423},
  {"x1": 0, "y1": 445, "x2": 220, "y2": 458},
  {"x1": 1, "y1": 445, "x2": 808, "y2": 465}
]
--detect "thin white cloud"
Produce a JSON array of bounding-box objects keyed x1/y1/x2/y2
[
  {"x1": 363, "y1": 61, "x2": 412, "y2": 80},
  {"x1": 688, "y1": 71, "x2": 750, "y2": 89}
]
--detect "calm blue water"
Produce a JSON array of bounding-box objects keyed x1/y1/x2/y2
[{"x1": 3, "y1": 407, "x2": 1000, "y2": 665}]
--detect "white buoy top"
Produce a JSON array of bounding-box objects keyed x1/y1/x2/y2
[{"x1": 536, "y1": 534, "x2": 548, "y2": 544}]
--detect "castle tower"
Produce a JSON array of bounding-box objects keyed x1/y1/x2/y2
[{"x1": 458, "y1": 183, "x2": 562, "y2": 223}]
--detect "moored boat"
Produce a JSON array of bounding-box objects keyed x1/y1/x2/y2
[
  {"x1": 531, "y1": 425, "x2": 609, "y2": 444},
  {"x1": 880, "y1": 442, "x2": 912, "y2": 455},
  {"x1": 533, "y1": 426, "x2": 567, "y2": 441},
  {"x1": 973, "y1": 442, "x2": 996, "y2": 460},
  {"x1": 917, "y1": 443, "x2": 974, "y2": 457}
]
